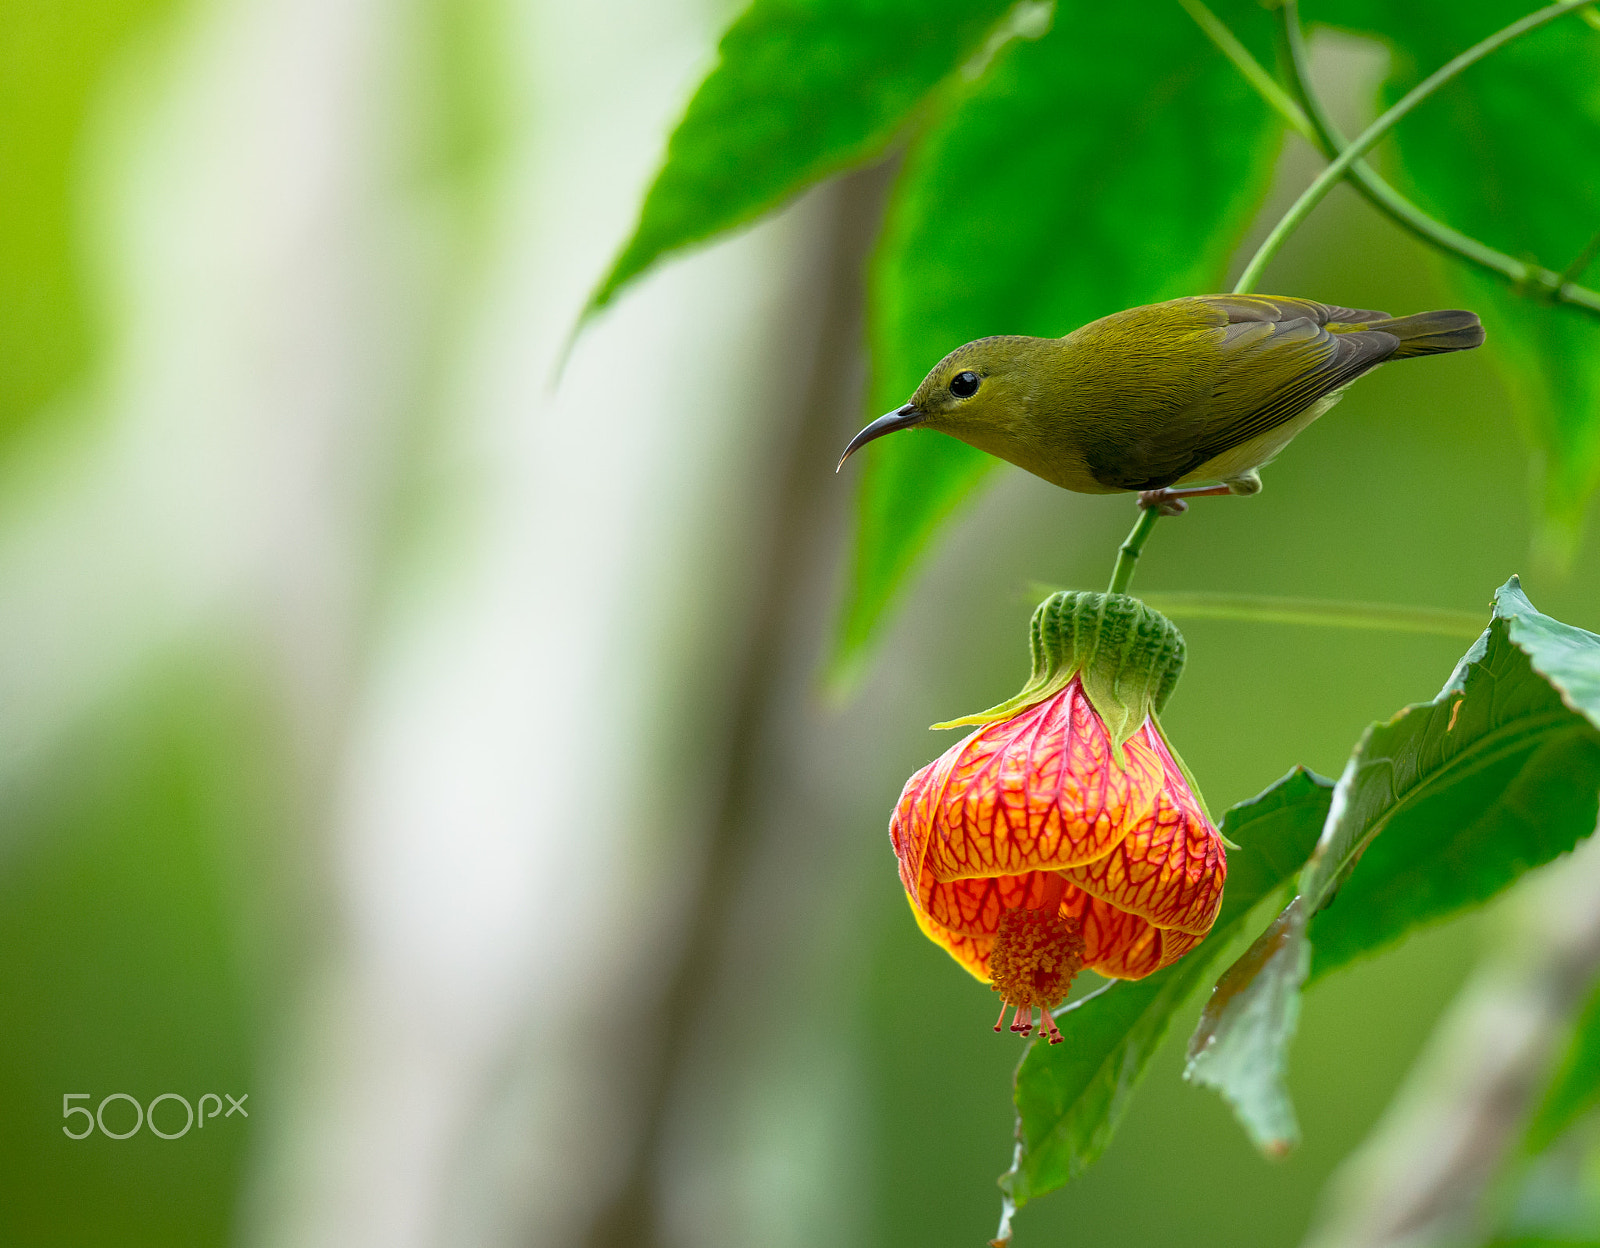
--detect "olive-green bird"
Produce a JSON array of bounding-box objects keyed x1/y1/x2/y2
[{"x1": 837, "y1": 294, "x2": 1484, "y2": 511}]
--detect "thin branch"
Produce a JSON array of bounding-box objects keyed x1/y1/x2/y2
[{"x1": 1233, "y1": 0, "x2": 1597, "y2": 296}]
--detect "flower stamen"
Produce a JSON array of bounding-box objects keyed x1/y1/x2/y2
[{"x1": 989, "y1": 871, "x2": 1085, "y2": 1042}]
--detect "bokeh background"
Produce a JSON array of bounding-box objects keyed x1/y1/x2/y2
[{"x1": 1, "y1": 3, "x2": 1596, "y2": 1247}]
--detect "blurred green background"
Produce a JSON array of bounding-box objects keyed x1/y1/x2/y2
[{"x1": 0, "y1": 3, "x2": 1594, "y2": 1248}]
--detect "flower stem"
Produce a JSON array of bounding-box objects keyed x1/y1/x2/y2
[
  {"x1": 1233, "y1": 0, "x2": 1595, "y2": 295},
  {"x1": 1107, "y1": 505, "x2": 1161, "y2": 596}
]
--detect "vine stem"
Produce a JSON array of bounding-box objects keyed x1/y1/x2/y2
[
  {"x1": 1233, "y1": 0, "x2": 1595, "y2": 295},
  {"x1": 1183, "y1": 0, "x2": 1600, "y2": 320},
  {"x1": 1111, "y1": 0, "x2": 1595, "y2": 595},
  {"x1": 1273, "y1": 0, "x2": 1600, "y2": 318}
]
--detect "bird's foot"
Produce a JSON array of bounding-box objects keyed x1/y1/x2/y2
[
  {"x1": 1136, "y1": 490, "x2": 1189, "y2": 516},
  {"x1": 1136, "y1": 483, "x2": 1240, "y2": 515}
]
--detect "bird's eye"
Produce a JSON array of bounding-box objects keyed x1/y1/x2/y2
[{"x1": 949, "y1": 371, "x2": 980, "y2": 398}]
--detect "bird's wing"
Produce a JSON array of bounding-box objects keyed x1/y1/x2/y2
[
  {"x1": 1077, "y1": 296, "x2": 1401, "y2": 490},
  {"x1": 1087, "y1": 297, "x2": 1400, "y2": 489},
  {"x1": 1192, "y1": 293, "x2": 1392, "y2": 327},
  {"x1": 1187, "y1": 314, "x2": 1398, "y2": 462}
]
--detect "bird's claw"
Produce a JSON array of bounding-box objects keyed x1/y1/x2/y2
[{"x1": 1136, "y1": 490, "x2": 1188, "y2": 517}]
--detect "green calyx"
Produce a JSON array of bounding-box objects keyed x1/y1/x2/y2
[{"x1": 933, "y1": 592, "x2": 1187, "y2": 758}]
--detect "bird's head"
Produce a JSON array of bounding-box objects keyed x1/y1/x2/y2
[{"x1": 836, "y1": 336, "x2": 1047, "y2": 470}]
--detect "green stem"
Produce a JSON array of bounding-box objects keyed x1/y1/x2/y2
[
  {"x1": 1031, "y1": 585, "x2": 1487, "y2": 639},
  {"x1": 1107, "y1": 506, "x2": 1161, "y2": 596},
  {"x1": 1274, "y1": 0, "x2": 1600, "y2": 318},
  {"x1": 1131, "y1": 592, "x2": 1485, "y2": 638},
  {"x1": 1233, "y1": 0, "x2": 1594, "y2": 295},
  {"x1": 1113, "y1": 0, "x2": 1592, "y2": 607}
]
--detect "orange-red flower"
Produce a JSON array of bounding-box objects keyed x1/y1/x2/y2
[{"x1": 888, "y1": 593, "x2": 1226, "y2": 1042}]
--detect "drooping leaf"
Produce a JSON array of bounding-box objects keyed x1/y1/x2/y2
[
  {"x1": 585, "y1": 0, "x2": 1022, "y2": 316},
  {"x1": 1188, "y1": 578, "x2": 1600, "y2": 1154},
  {"x1": 831, "y1": 0, "x2": 1283, "y2": 686},
  {"x1": 1526, "y1": 973, "x2": 1600, "y2": 1152},
  {"x1": 1310, "y1": 0, "x2": 1600, "y2": 566},
  {"x1": 1002, "y1": 768, "x2": 1331, "y2": 1209},
  {"x1": 1185, "y1": 898, "x2": 1308, "y2": 1154}
]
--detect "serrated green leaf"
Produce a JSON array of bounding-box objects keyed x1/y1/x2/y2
[
  {"x1": 1003, "y1": 767, "x2": 1331, "y2": 1208},
  {"x1": 1189, "y1": 578, "x2": 1600, "y2": 1155},
  {"x1": 1526, "y1": 973, "x2": 1600, "y2": 1152},
  {"x1": 1307, "y1": 578, "x2": 1600, "y2": 973},
  {"x1": 831, "y1": 1, "x2": 1282, "y2": 685},
  {"x1": 586, "y1": 0, "x2": 1021, "y2": 316},
  {"x1": 1310, "y1": 0, "x2": 1600, "y2": 564}
]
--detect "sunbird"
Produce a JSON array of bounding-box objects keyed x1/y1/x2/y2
[{"x1": 837, "y1": 294, "x2": 1484, "y2": 512}]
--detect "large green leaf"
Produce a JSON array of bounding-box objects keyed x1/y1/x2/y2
[
  {"x1": 832, "y1": 0, "x2": 1282, "y2": 685},
  {"x1": 586, "y1": 0, "x2": 1021, "y2": 316},
  {"x1": 1001, "y1": 767, "x2": 1331, "y2": 1212},
  {"x1": 1309, "y1": 0, "x2": 1600, "y2": 565},
  {"x1": 1186, "y1": 578, "x2": 1600, "y2": 1154}
]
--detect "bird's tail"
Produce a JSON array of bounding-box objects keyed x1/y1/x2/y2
[{"x1": 1363, "y1": 309, "x2": 1485, "y2": 358}]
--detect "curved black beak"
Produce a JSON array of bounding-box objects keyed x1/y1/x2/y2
[{"x1": 835, "y1": 403, "x2": 923, "y2": 472}]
